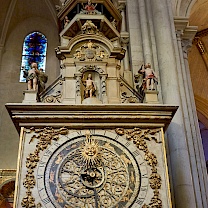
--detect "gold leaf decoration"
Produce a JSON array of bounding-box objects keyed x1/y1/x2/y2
[
  {"x1": 115, "y1": 127, "x2": 163, "y2": 208},
  {"x1": 21, "y1": 127, "x2": 68, "y2": 208}
]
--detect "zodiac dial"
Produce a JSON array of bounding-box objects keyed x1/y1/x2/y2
[{"x1": 37, "y1": 130, "x2": 148, "y2": 208}]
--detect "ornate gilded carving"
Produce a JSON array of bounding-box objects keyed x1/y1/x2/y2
[
  {"x1": 21, "y1": 127, "x2": 68, "y2": 208},
  {"x1": 82, "y1": 20, "x2": 99, "y2": 34},
  {"x1": 79, "y1": 65, "x2": 104, "y2": 74},
  {"x1": 80, "y1": 130, "x2": 102, "y2": 167},
  {"x1": 73, "y1": 41, "x2": 108, "y2": 61},
  {"x1": 115, "y1": 128, "x2": 163, "y2": 207},
  {"x1": 43, "y1": 92, "x2": 62, "y2": 103},
  {"x1": 55, "y1": 47, "x2": 66, "y2": 60},
  {"x1": 21, "y1": 191, "x2": 35, "y2": 208}
]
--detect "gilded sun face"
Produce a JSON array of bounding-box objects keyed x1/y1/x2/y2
[
  {"x1": 84, "y1": 143, "x2": 97, "y2": 157},
  {"x1": 81, "y1": 137, "x2": 101, "y2": 167}
]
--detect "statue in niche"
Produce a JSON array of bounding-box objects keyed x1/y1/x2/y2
[
  {"x1": 64, "y1": 16, "x2": 70, "y2": 28},
  {"x1": 82, "y1": 74, "x2": 96, "y2": 98},
  {"x1": 139, "y1": 63, "x2": 158, "y2": 90},
  {"x1": 80, "y1": 0, "x2": 101, "y2": 15}
]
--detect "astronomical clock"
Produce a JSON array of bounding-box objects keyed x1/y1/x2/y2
[
  {"x1": 6, "y1": 0, "x2": 178, "y2": 207},
  {"x1": 6, "y1": 104, "x2": 177, "y2": 208}
]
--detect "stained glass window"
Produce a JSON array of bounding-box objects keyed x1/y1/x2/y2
[{"x1": 20, "y1": 32, "x2": 47, "y2": 82}]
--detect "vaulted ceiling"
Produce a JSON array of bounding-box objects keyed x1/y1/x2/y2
[{"x1": 188, "y1": 0, "x2": 208, "y2": 127}]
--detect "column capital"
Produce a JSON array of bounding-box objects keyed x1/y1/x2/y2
[
  {"x1": 181, "y1": 39, "x2": 192, "y2": 59},
  {"x1": 174, "y1": 17, "x2": 197, "y2": 41}
]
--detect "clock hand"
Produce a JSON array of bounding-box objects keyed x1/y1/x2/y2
[{"x1": 93, "y1": 187, "x2": 99, "y2": 208}]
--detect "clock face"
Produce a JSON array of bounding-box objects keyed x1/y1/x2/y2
[{"x1": 36, "y1": 130, "x2": 148, "y2": 208}]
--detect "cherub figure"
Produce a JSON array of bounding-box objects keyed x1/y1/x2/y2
[
  {"x1": 139, "y1": 63, "x2": 158, "y2": 90},
  {"x1": 24, "y1": 62, "x2": 39, "y2": 90},
  {"x1": 82, "y1": 74, "x2": 96, "y2": 98}
]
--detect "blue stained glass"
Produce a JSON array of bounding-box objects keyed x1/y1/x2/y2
[{"x1": 20, "y1": 32, "x2": 47, "y2": 82}]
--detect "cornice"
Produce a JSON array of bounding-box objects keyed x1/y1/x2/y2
[{"x1": 6, "y1": 104, "x2": 178, "y2": 133}]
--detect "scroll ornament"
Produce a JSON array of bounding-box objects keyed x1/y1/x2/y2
[
  {"x1": 115, "y1": 127, "x2": 162, "y2": 208},
  {"x1": 21, "y1": 127, "x2": 68, "y2": 208}
]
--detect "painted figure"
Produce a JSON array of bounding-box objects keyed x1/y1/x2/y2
[
  {"x1": 82, "y1": 74, "x2": 96, "y2": 98},
  {"x1": 139, "y1": 63, "x2": 158, "y2": 90},
  {"x1": 37, "y1": 68, "x2": 48, "y2": 94},
  {"x1": 25, "y1": 62, "x2": 38, "y2": 90}
]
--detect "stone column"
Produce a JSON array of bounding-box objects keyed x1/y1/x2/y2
[
  {"x1": 126, "y1": 0, "x2": 143, "y2": 90},
  {"x1": 151, "y1": 1, "x2": 197, "y2": 207},
  {"x1": 176, "y1": 30, "x2": 205, "y2": 208},
  {"x1": 119, "y1": 2, "x2": 127, "y2": 32},
  {"x1": 182, "y1": 39, "x2": 208, "y2": 207},
  {"x1": 137, "y1": 0, "x2": 152, "y2": 63}
]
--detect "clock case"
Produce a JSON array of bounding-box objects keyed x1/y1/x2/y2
[{"x1": 6, "y1": 104, "x2": 177, "y2": 208}]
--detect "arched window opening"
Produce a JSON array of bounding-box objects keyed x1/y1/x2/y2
[{"x1": 19, "y1": 32, "x2": 47, "y2": 82}]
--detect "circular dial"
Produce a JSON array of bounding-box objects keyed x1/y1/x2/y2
[{"x1": 37, "y1": 130, "x2": 148, "y2": 208}]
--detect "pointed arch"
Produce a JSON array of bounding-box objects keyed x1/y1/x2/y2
[{"x1": 20, "y1": 32, "x2": 47, "y2": 82}]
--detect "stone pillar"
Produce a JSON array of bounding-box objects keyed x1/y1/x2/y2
[
  {"x1": 137, "y1": 0, "x2": 152, "y2": 63},
  {"x1": 182, "y1": 39, "x2": 208, "y2": 207},
  {"x1": 176, "y1": 30, "x2": 204, "y2": 208},
  {"x1": 151, "y1": 1, "x2": 197, "y2": 207},
  {"x1": 119, "y1": 2, "x2": 127, "y2": 32},
  {"x1": 126, "y1": 0, "x2": 143, "y2": 90},
  {"x1": 22, "y1": 90, "x2": 37, "y2": 103}
]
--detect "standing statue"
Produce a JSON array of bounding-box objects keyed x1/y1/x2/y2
[
  {"x1": 37, "y1": 68, "x2": 48, "y2": 94},
  {"x1": 82, "y1": 74, "x2": 96, "y2": 98},
  {"x1": 23, "y1": 63, "x2": 48, "y2": 93},
  {"x1": 24, "y1": 62, "x2": 38, "y2": 90},
  {"x1": 139, "y1": 63, "x2": 158, "y2": 90}
]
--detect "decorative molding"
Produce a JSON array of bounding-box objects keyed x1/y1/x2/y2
[
  {"x1": 6, "y1": 104, "x2": 178, "y2": 132},
  {"x1": 120, "y1": 92, "x2": 139, "y2": 103},
  {"x1": 79, "y1": 65, "x2": 104, "y2": 74},
  {"x1": 21, "y1": 127, "x2": 68, "y2": 207},
  {"x1": 74, "y1": 40, "x2": 109, "y2": 61},
  {"x1": 115, "y1": 128, "x2": 162, "y2": 207},
  {"x1": 81, "y1": 20, "x2": 99, "y2": 35}
]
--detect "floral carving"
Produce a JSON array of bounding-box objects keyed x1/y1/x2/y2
[
  {"x1": 149, "y1": 171, "x2": 162, "y2": 190},
  {"x1": 21, "y1": 191, "x2": 35, "y2": 208},
  {"x1": 21, "y1": 127, "x2": 68, "y2": 208},
  {"x1": 115, "y1": 127, "x2": 163, "y2": 207}
]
